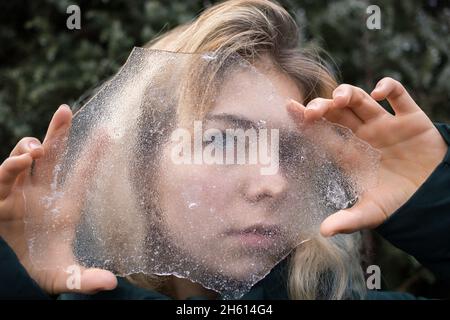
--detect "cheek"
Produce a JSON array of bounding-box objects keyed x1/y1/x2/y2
[{"x1": 158, "y1": 162, "x2": 240, "y2": 238}]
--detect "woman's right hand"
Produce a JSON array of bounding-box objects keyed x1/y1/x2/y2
[{"x1": 0, "y1": 105, "x2": 117, "y2": 295}]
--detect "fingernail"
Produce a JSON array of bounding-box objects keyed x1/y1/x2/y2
[
  {"x1": 58, "y1": 104, "x2": 69, "y2": 111},
  {"x1": 307, "y1": 102, "x2": 319, "y2": 110},
  {"x1": 334, "y1": 88, "x2": 345, "y2": 96},
  {"x1": 287, "y1": 99, "x2": 297, "y2": 110},
  {"x1": 29, "y1": 141, "x2": 41, "y2": 149},
  {"x1": 374, "y1": 82, "x2": 384, "y2": 91}
]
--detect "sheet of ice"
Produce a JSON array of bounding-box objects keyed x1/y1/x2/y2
[{"x1": 23, "y1": 47, "x2": 381, "y2": 299}]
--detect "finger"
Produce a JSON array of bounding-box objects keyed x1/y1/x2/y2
[
  {"x1": 288, "y1": 99, "x2": 365, "y2": 173},
  {"x1": 370, "y1": 77, "x2": 421, "y2": 115},
  {"x1": 333, "y1": 84, "x2": 389, "y2": 122},
  {"x1": 286, "y1": 99, "x2": 306, "y2": 123},
  {"x1": 304, "y1": 98, "x2": 363, "y2": 132},
  {"x1": 0, "y1": 154, "x2": 33, "y2": 199},
  {"x1": 10, "y1": 137, "x2": 44, "y2": 159},
  {"x1": 78, "y1": 268, "x2": 118, "y2": 294},
  {"x1": 43, "y1": 105, "x2": 73, "y2": 145},
  {"x1": 305, "y1": 98, "x2": 332, "y2": 122},
  {"x1": 30, "y1": 105, "x2": 73, "y2": 185},
  {"x1": 319, "y1": 199, "x2": 387, "y2": 237},
  {"x1": 53, "y1": 266, "x2": 117, "y2": 295}
]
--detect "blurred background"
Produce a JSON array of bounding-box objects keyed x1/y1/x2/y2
[{"x1": 0, "y1": 0, "x2": 449, "y2": 298}]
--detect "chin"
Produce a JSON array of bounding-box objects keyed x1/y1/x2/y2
[{"x1": 216, "y1": 256, "x2": 274, "y2": 281}]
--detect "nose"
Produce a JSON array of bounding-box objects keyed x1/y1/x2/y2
[{"x1": 243, "y1": 167, "x2": 288, "y2": 204}]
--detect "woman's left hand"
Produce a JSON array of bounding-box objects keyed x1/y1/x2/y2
[{"x1": 288, "y1": 77, "x2": 448, "y2": 237}]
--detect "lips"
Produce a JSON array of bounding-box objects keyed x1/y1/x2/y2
[{"x1": 225, "y1": 224, "x2": 281, "y2": 248}]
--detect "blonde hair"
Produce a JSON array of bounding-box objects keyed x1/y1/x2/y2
[{"x1": 126, "y1": 0, "x2": 366, "y2": 299}]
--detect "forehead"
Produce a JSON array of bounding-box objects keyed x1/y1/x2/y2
[{"x1": 209, "y1": 63, "x2": 302, "y2": 130}]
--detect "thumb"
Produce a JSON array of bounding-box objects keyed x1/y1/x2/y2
[
  {"x1": 320, "y1": 199, "x2": 387, "y2": 237},
  {"x1": 43, "y1": 105, "x2": 73, "y2": 145},
  {"x1": 54, "y1": 266, "x2": 118, "y2": 295}
]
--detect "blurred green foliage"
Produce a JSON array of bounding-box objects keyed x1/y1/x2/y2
[
  {"x1": 1, "y1": 0, "x2": 449, "y2": 158},
  {"x1": 0, "y1": 0, "x2": 449, "y2": 298}
]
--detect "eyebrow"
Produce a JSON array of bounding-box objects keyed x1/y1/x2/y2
[
  {"x1": 204, "y1": 113, "x2": 262, "y2": 130},
  {"x1": 204, "y1": 113, "x2": 304, "y2": 143}
]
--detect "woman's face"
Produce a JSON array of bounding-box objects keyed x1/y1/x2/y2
[{"x1": 157, "y1": 61, "x2": 306, "y2": 280}]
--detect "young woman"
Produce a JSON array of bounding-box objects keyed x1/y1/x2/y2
[{"x1": 0, "y1": 0, "x2": 449, "y2": 300}]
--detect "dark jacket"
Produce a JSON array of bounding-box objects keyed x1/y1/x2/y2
[{"x1": 1, "y1": 123, "x2": 449, "y2": 300}]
